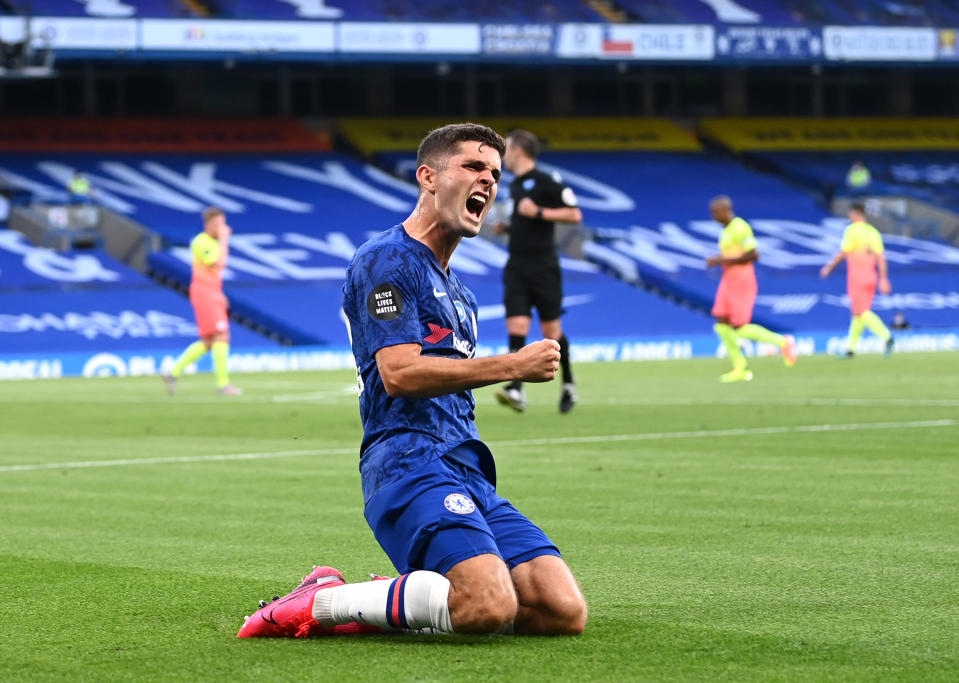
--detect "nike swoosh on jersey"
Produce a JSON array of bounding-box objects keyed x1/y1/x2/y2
[{"x1": 433, "y1": 287, "x2": 447, "y2": 298}]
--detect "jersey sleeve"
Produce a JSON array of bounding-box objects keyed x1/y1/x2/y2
[
  {"x1": 734, "y1": 219, "x2": 757, "y2": 252},
  {"x1": 840, "y1": 224, "x2": 858, "y2": 253},
  {"x1": 868, "y1": 226, "x2": 885, "y2": 254},
  {"x1": 349, "y1": 245, "x2": 423, "y2": 353},
  {"x1": 191, "y1": 234, "x2": 220, "y2": 266},
  {"x1": 546, "y1": 172, "x2": 578, "y2": 208}
]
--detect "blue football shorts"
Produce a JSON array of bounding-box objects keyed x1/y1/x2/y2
[{"x1": 363, "y1": 446, "x2": 561, "y2": 576}]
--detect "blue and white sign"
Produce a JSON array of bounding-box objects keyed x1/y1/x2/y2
[
  {"x1": 556, "y1": 23, "x2": 714, "y2": 60},
  {"x1": 28, "y1": 17, "x2": 137, "y2": 50},
  {"x1": 337, "y1": 22, "x2": 480, "y2": 54},
  {"x1": 823, "y1": 26, "x2": 937, "y2": 62},
  {"x1": 481, "y1": 24, "x2": 554, "y2": 56},
  {"x1": 4, "y1": 327, "x2": 959, "y2": 381},
  {"x1": 141, "y1": 19, "x2": 335, "y2": 52},
  {"x1": 716, "y1": 26, "x2": 822, "y2": 60}
]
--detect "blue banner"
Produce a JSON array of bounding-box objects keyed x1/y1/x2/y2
[
  {"x1": 3, "y1": 329, "x2": 958, "y2": 380},
  {"x1": 715, "y1": 26, "x2": 822, "y2": 61}
]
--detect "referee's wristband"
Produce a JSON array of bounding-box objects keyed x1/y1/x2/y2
[{"x1": 536, "y1": 207, "x2": 543, "y2": 220}]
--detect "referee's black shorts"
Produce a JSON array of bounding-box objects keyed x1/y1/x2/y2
[{"x1": 502, "y1": 256, "x2": 563, "y2": 321}]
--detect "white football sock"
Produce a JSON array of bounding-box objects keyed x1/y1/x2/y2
[{"x1": 312, "y1": 570, "x2": 453, "y2": 633}]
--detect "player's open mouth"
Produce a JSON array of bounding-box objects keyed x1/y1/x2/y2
[{"x1": 465, "y1": 192, "x2": 487, "y2": 218}]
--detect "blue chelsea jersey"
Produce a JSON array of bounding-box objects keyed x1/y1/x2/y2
[{"x1": 342, "y1": 225, "x2": 494, "y2": 500}]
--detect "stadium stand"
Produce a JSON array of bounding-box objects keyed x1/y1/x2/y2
[
  {"x1": 362, "y1": 117, "x2": 959, "y2": 337},
  {"x1": 538, "y1": 149, "x2": 959, "y2": 333},
  {"x1": 0, "y1": 229, "x2": 277, "y2": 354},
  {"x1": 2, "y1": 116, "x2": 956, "y2": 365},
  {"x1": 752, "y1": 151, "x2": 959, "y2": 211},
  {"x1": 699, "y1": 117, "x2": 959, "y2": 241},
  {"x1": 217, "y1": 0, "x2": 604, "y2": 22},
  {"x1": 0, "y1": 133, "x2": 718, "y2": 347}
]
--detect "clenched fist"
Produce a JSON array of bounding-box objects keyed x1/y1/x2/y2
[{"x1": 514, "y1": 339, "x2": 560, "y2": 383}]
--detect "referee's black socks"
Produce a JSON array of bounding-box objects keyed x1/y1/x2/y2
[
  {"x1": 558, "y1": 334, "x2": 573, "y2": 385},
  {"x1": 508, "y1": 335, "x2": 526, "y2": 391}
]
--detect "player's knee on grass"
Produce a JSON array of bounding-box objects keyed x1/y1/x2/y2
[
  {"x1": 511, "y1": 555, "x2": 588, "y2": 635},
  {"x1": 446, "y1": 555, "x2": 518, "y2": 634},
  {"x1": 537, "y1": 589, "x2": 588, "y2": 635}
]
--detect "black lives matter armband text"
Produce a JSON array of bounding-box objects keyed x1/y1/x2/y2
[{"x1": 367, "y1": 283, "x2": 404, "y2": 321}]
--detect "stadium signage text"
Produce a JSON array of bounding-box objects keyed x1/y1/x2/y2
[
  {"x1": 823, "y1": 26, "x2": 936, "y2": 61},
  {"x1": 2, "y1": 17, "x2": 958, "y2": 64},
  {"x1": 141, "y1": 19, "x2": 335, "y2": 51},
  {"x1": 481, "y1": 24, "x2": 554, "y2": 55},
  {"x1": 0, "y1": 310, "x2": 196, "y2": 340},
  {"x1": 4, "y1": 331, "x2": 958, "y2": 381}
]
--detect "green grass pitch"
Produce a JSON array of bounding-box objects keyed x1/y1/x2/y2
[{"x1": 1, "y1": 352, "x2": 957, "y2": 681}]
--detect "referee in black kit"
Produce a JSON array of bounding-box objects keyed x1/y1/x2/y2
[{"x1": 493, "y1": 129, "x2": 582, "y2": 414}]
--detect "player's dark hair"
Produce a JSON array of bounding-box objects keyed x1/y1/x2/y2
[
  {"x1": 507, "y1": 129, "x2": 540, "y2": 159},
  {"x1": 416, "y1": 123, "x2": 506, "y2": 169},
  {"x1": 850, "y1": 202, "x2": 866, "y2": 215}
]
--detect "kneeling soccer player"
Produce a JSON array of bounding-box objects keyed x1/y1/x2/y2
[{"x1": 237, "y1": 123, "x2": 587, "y2": 638}]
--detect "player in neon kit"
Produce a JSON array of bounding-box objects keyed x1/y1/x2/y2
[
  {"x1": 707, "y1": 195, "x2": 797, "y2": 382},
  {"x1": 162, "y1": 206, "x2": 241, "y2": 396},
  {"x1": 820, "y1": 203, "x2": 894, "y2": 357}
]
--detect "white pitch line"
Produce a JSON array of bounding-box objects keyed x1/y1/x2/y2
[
  {"x1": 1, "y1": 419, "x2": 955, "y2": 474},
  {"x1": 0, "y1": 447, "x2": 356, "y2": 473},
  {"x1": 602, "y1": 398, "x2": 959, "y2": 407},
  {"x1": 488, "y1": 419, "x2": 956, "y2": 448},
  {"x1": 271, "y1": 387, "x2": 358, "y2": 403}
]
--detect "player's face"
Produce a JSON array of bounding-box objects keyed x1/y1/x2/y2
[
  {"x1": 433, "y1": 141, "x2": 502, "y2": 237},
  {"x1": 710, "y1": 204, "x2": 731, "y2": 224},
  {"x1": 205, "y1": 214, "x2": 226, "y2": 237}
]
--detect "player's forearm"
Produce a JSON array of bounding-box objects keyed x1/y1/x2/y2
[
  {"x1": 722, "y1": 250, "x2": 758, "y2": 266},
  {"x1": 876, "y1": 253, "x2": 888, "y2": 280},
  {"x1": 542, "y1": 206, "x2": 582, "y2": 224},
  {"x1": 217, "y1": 240, "x2": 230, "y2": 270},
  {"x1": 379, "y1": 353, "x2": 520, "y2": 399}
]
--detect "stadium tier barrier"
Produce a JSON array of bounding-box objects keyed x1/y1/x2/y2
[
  {"x1": 0, "y1": 118, "x2": 331, "y2": 153},
  {"x1": 337, "y1": 117, "x2": 702, "y2": 155},
  {"x1": 699, "y1": 117, "x2": 959, "y2": 153}
]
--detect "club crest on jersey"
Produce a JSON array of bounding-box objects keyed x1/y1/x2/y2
[
  {"x1": 453, "y1": 300, "x2": 467, "y2": 322},
  {"x1": 367, "y1": 283, "x2": 404, "y2": 321},
  {"x1": 523, "y1": 178, "x2": 535, "y2": 191},
  {"x1": 444, "y1": 493, "x2": 475, "y2": 515}
]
